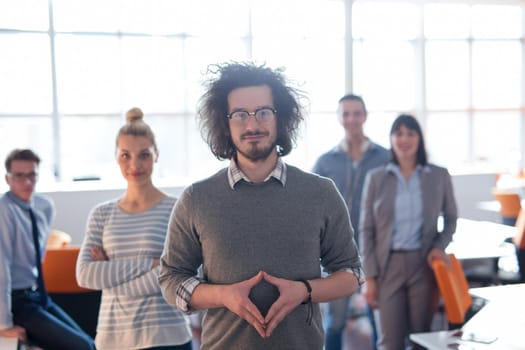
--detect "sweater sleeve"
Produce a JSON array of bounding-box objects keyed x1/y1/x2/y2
[
  {"x1": 105, "y1": 267, "x2": 161, "y2": 296},
  {"x1": 159, "y1": 187, "x2": 204, "y2": 313},
  {"x1": 76, "y1": 205, "x2": 152, "y2": 290},
  {"x1": 319, "y1": 178, "x2": 364, "y2": 283}
]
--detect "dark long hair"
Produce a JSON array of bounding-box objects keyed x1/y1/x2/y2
[
  {"x1": 389, "y1": 114, "x2": 428, "y2": 166},
  {"x1": 197, "y1": 61, "x2": 306, "y2": 160}
]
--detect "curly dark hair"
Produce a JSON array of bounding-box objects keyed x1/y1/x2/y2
[{"x1": 197, "y1": 61, "x2": 306, "y2": 160}]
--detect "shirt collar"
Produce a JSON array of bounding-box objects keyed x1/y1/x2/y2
[
  {"x1": 5, "y1": 191, "x2": 32, "y2": 210},
  {"x1": 338, "y1": 137, "x2": 372, "y2": 154},
  {"x1": 227, "y1": 157, "x2": 287, "y2": 189},
  {"x1": 386, "y1": 163, "x2": 430, "y2": 175}
]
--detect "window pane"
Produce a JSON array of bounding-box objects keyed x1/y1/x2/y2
[
  {"x1": 186, "y1": 116, "x2": 224, "y2": 182},
  {"x1": 60, "y1": 114, "x2": 202, "y2": 183},
  {"x1": 472, "y1": 5, "x2": 522, "y2": 39},
  {"x1": 60, "y1": 116, "x2": 120, "y2": 182},
  {"x1": 353, "y1": 41, "x2": 415, "y2": 111},
  {"x1": 424, "y1": 3, "x2": 470, "y2": 39},
  {"x1": 0, "y1": 0, "x2": 48, "y2": 30},
  {"x1": 426, "y1": 41, "x2": 469, "y2": 109},
  {"x1": 253, "y1": 37, "x2": 344, "y2": 111},
  {"x1": 185, "y1": 37, "x2": 249, "y2": 110},
  {"x1": 426, "y1": 112, "x2": 469, "y2": 171},
  {"x1": 121, "y1": 37, "x2": 185, "y2": 113},
  {"x1": 472, "y1": 41, "x2": 522, "y2": 108},
  {"x1": 0, "y1": 116, "x2": 54, "y2": 190},
  {"x1": 364, "y1": 112, "x2": 397, "y2": 149},
  {"x1": 149, "y1": 114, "x2": 198, "y2": 182},
  {"x1": 0, "y1": 33, "x2": 52, "y2": 113},
  {"x1": 53, "y1": 0, "x2": 121, "y2": 32},
  {"x1": 252, "y1": 0, "x2": 344, "y2": 39},
  {"x1": 353, "y1": 2, "x2": 419, "y2": 40},
  {"x1": 55, "y1": 35, "x2": 121, "y2": 113},
  {"x1": 183, "y1": 0, "x2": 249, "y2": 37},
  {"x1": 305, "y1": 112, "x2": 344, "y2": 169},
  {"x1": 149, "y1": 0, "x2": 190, "y2": 35},
  {"x1": 473, "y1": 112, "x2": 521, "y2": 173}
]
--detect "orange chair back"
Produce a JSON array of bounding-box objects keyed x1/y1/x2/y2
[
  {"x1": 42, "y1": 246, "x2": 92, "y2": 293},
  {"x1": 493, "y1": 192, "x2": 521, "y2": 218},
  {"x1": 431, "y1": 254, "x2": 472, "y2": 325},
  {"x1": 514, "y1": 208, "x2": 525, "y2": 249}
]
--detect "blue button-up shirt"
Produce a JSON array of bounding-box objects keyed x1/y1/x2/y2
[
  {"x1": 387, "y1": 164, "x2": 426, "y2": 250},
  {"x1": 0, "y1": 191, "x2": 54, "y2": 328}
]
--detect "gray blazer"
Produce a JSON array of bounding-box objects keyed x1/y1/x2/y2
[{"x1": 359, "y1": 163, "x2": 458, "y2": 280}]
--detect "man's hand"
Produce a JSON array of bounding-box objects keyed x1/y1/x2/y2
[
  {"x1": 363, "y1": 278, "x2": 378, "y2": 309},
  {"x1": 427, "y1": 248, "x2": 449, "y2": 268},
  {"x1": 0, "y1": 325, "x2": 27, "y2": 342},
  {"x1": 90, "y1": 246, "x2": 108, "y2": 261},
  {"x1": 261, "y1": 272, "x2": 308, "y2": 338},
  {"x1": 220, "y1": 271, "x2": 266, "y2": 338}
]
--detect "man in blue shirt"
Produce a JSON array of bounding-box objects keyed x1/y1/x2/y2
[
  {"x1": 0, "y1": 149, "x2": 94, "y2": 350},
  {"x1": 312, "y1": 95, "x2": 388, "y2": 350}
]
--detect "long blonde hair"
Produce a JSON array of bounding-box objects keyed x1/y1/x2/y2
[{"x1": 116, "y1": 107, "x2": 158, "y2": 152}]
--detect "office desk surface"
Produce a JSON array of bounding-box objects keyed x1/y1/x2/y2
[
  {"x1": 410, "y1": 284, "x2": 525, "y2": 350},
  {"x1": 446, "y1": 218, "x2": 517, "y2": 260}
]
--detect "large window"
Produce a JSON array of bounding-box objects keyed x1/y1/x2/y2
[
  {"x1": 352, "y1": 1, "x2": 524, "y2": 173},
  {"x1": 1, "y1": 0, "x2": 524, "y2": 192},
  {"x1": 0, "y1": 0, "x2": 344, "y2": 189}
]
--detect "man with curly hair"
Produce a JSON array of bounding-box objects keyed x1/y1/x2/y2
[{"x1": 160, "y1": 62, "x2": 363, "y2": 350}]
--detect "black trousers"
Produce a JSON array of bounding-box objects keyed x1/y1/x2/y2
[{"x1": 11, "y1": 288, "x2": 95, "y2": 350}]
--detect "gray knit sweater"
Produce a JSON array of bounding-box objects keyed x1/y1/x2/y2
[{"x1": 160, "y1": 164, "x2": 362, "y2": 350}]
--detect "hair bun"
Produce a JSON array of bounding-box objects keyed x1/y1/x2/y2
[{"x1": 126, "y1": 107, "x2": 144, "y2": 122}]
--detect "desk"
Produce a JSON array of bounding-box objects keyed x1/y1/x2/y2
[
  {"x1": 410, "y1": 283, "x2": 525, "y2": 350},
  {"x1": 0, "y1": 336, "x2": 17, "y2": 350},
  {"x1": 446, "y1": 218, "x2": 517, "y2": 261}
]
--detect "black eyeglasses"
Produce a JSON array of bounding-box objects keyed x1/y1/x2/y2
[
  {"x1": 226, "y1": 107, "x2": 277, "y2": 124},
  {"x1": 7, "y1": 172, "x2": 38, "y2": 182}
]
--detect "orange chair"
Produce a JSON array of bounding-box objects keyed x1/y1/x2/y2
[
  {"x1": 493, "y1": 191, "x2": 522, "y2": 226},
  {"x1": 431, "y1": 254, "x2": 472, "y2": 328},
  {"x1": 513, "y1": 208, "x2": 525, "y2": 249},
  {"x1": 42, "y1": 246, "x2": 100, "y2": 338},
  {"x1": 513, "y1": 209, "x2": 525, "y2": 282},
  {"x1": 42, "y1": 246, "x2": 91, "y2": 293}
]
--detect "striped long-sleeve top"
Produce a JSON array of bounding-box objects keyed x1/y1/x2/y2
[{"x1": 76, "y1": 196, "x2": 191, "y2": 350}]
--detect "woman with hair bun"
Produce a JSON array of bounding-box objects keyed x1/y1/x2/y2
[{"x1": 76, "y1": 108, "x2": 193, "y2": 350}]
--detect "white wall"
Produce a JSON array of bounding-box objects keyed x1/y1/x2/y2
[
  {"x1": 41, "y1": 184, "x2": 186, "y2": 244},
  {"x1": 451, "y1": 172, "x2": 499, "y2": 223},
  {"x1": 41, "y1": 172, "x2": 500, "y2": 245}
]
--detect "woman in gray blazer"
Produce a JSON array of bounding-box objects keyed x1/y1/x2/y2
[{"x1": 359, "y1": 114, "x2": 458, "y2": 350}]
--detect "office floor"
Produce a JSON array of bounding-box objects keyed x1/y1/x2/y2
[
  {"x1": 341, "y1": 305, "x2": 448, "y2": 350},
  {"x1": 342, "y1": 314, "x2": 374, "y2": 350}
]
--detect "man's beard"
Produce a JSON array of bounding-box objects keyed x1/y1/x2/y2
[{"x1": 236, "y1": 140, "x2": 277, "y2": 162}]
